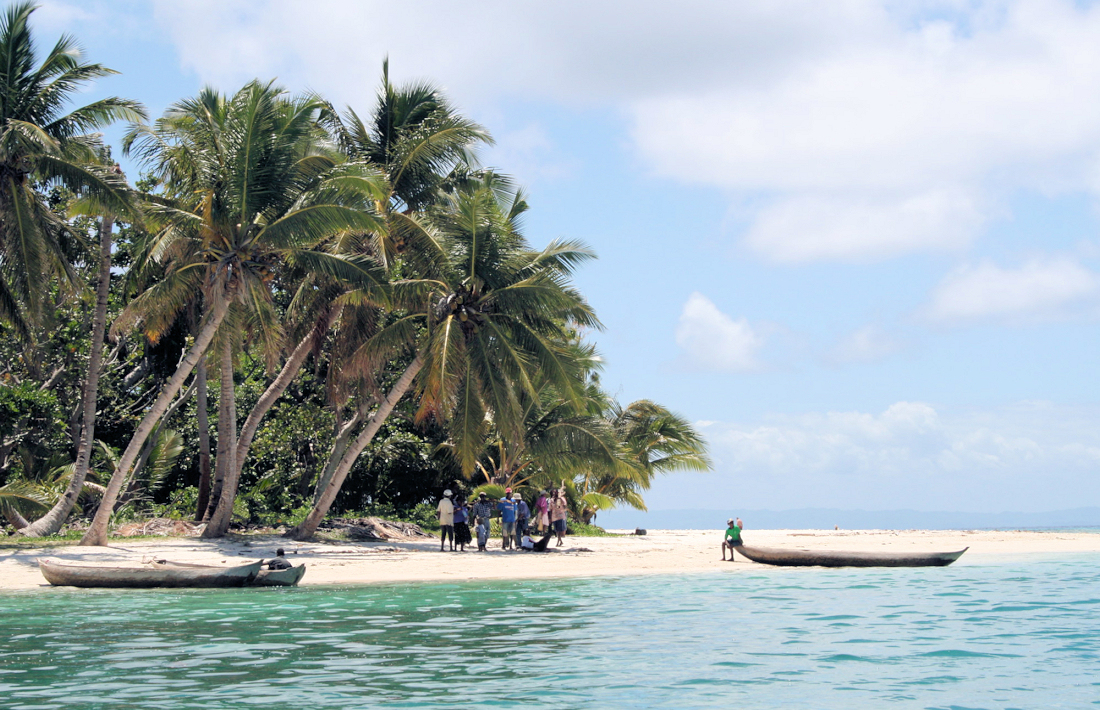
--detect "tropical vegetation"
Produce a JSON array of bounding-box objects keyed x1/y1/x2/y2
[{"x1": 0, "y1": 5, "x2": 710, "y2": 543}]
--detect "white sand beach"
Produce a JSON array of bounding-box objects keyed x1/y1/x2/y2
[{"x1": 3, "y1": 528, "x2": 1100, "y2": 591}]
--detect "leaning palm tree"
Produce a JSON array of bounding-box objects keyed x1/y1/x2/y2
[
  {"x1": 286, "y1": 175, "x2": 600, "y2": 540},
  {"x1": 222, "y1": 64, "x2": 490, "y2": 518},
  {"x1": 0, "y1": 1, "x2": 144, "y2": 337},
  {"x1": 20, "y1": 177, "x2": 132, "y2": 537},
  {"x1": 79, "y1": 81, "x2": 388, "y2": 545}
]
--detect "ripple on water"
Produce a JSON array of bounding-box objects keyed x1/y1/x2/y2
[{"x1": 2, "y1": 556, "x2": 1100, "y2": 708}]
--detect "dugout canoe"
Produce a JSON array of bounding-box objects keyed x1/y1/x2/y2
[
  {"x1": 733, "y1": 545, "x2": 967, "y2": 568},
  {"x1": 38, "y1": 558, "x2": 262, "y2": 588},
  {"x1": 253, "y1": 564, "x2": 306, "y2": 587},
  {"x1": 152, "y1": 559, "x2": 306, "y2": 587}
]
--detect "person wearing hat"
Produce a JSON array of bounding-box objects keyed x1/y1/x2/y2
[
  {"x1": 471, "y1": 492, "x2": 495, "y2": 551},
  {"x1": 722, "y1": 517, "x2": 743, "y2": 561},
  {"x1": 497, "y1": 493, "x2": 518, "y2": 550},
  {"x1": 437, "y1": 489, "x2": 455, "y2": 552},
  {"x1": 513, "y1": 493, "x2": 530, "y2": 550}
]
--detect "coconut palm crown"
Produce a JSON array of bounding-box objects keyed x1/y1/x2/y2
[
  {"x1": 80, "y1": 80, "x2": 390, "y2": 545},
  {"x1": 0, "y1": 1, "x2": 144, "y2": 338}
]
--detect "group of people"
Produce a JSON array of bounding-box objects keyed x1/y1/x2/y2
[{"x1": 435, "y1": 485, "x2": 571, "y2": 552}]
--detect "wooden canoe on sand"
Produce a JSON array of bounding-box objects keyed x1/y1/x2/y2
[
  {"x1": 152, "y1": 559, "x2": 306, "y2": 587},
  {"x1": 734, "y1": 545, "x2": 968, "y2": 568},
  {"x1": 38, "y1": 558, "x2": 262, "y2": 588}
]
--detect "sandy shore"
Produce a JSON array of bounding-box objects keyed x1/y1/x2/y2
[{"x1": 3, "y1": 528, "x2": 1099, "y2": 591}]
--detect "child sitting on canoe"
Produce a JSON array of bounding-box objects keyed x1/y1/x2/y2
[{"x1": 722, "y1": 518, "x2": 743, "y2": 562}]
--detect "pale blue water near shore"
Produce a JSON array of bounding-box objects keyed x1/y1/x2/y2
[{"x1": 3, "y1": 554, "x2": 1099, "y2": 709}]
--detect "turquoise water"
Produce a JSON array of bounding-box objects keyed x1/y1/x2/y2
[{"x1": 3, "y1": 555, "x2": 1099, "y2": 709}]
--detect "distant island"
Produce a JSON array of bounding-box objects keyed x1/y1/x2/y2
[{"x1": 598, "y1": 507, "x2": 1100, "y2": 531}]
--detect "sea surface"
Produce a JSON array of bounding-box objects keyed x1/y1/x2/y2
[{"x1": 2, "y1": 554, "x2": 1099, "y2": 709}]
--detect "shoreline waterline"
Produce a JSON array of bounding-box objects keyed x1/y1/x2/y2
[{"x1": 3, "y1": 528, "x2": 1100, "y2": 591}]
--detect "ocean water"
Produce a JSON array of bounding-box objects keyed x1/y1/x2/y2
[{"x1": 2, "y1": 554, "x2": 1099, "y2": 709}]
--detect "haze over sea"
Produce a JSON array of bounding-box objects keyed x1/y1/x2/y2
[{"x1": 3, "y1": 554, "x2": 1099, "y2": 709}]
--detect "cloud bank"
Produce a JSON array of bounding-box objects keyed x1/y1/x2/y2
[{"x1": 692, "y1": 400, "x2": 1100, "y2": 511}]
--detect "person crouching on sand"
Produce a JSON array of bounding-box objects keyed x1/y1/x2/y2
[
  {"x1": 437, "y1": 490, "x2": 455, "y2": 551},
  {"x1": 521, "y1": 530, "x2": 554, "y2": 552},
  {"x1": 722, "y1": 518, "x2": 743, "y2": 561}
]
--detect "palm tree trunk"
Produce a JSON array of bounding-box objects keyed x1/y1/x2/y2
[
  {"x1": 3, "y1": 503, "x2": 30, "y2": 530},
  {"x1": 202, "y1": 342, "x2": 234, "y2": 523},
  {"x1": 311, "y1": 398, "x2": 369, "y2": 506},
  {"x1": 193, "y1": 361, "x2": 211, "y2": 521},
  {"x1": 123, "y1": 377, "x2": 197, "y2": 499},
  {"x1": 285, "y1": 351, "x2": 425, "y2": 541},
  {"x1": 79, "y1": 296, "x2": 231, "y2": 546},
  {"x1": 21, "y1": 215, "x2": 114, "y2": 537},
  {"x1": 201, "y1": 337, "x2": 238, "y2": 538},
  {"x1": 199, "y1": 310, "x2": 335, "y2": 536}
]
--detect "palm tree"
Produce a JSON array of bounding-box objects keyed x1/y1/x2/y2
[
  {"x1": 470, "y1": 349, "x2": 623, "y2": 494},
  {"x1": 222, "y1": 64, "x2": 491, "y2": 522},
  {"x1": 79, "y1": 81, "x2": 387, "y2": 545},
  {"x1": 0, "y1": 2, "x2": 143, "y2": 338},
  {"x1": 330, "y1": 59, "x2": 490, "y2": 218},
  {"x1": 286, "y1": 175, "x2": 600, "y2": 540},
  {"x1": 20, "y1": 184, "x2": 124, "y2": 537},
  {"x1": 572, "y1": 400, "x2": 712, "y2": 524}
]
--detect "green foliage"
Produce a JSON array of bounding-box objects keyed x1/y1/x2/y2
[{"x1": 0, "y1": 43, "x2": 712, "y2": 538}]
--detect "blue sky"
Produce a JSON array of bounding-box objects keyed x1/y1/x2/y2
[{"x1": 32, "y1": 0, "x2": 1100, "y2": 515}]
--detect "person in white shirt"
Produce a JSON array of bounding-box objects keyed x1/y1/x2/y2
[{"x1": 437, "y1": 489, "x2": 455, "y2": 551}]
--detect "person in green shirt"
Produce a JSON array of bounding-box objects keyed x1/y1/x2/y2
[{"x1": 722, "y1": 518, "x2": 743, "y2": 561}]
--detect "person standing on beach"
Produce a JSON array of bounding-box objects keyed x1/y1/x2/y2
[
  {"x1": 550, "y1": 489, "x2": 568, "y2": 547},
  {"x1": 453, "y1": 496, "x2": 472, "y2": 552},
  {"x1": 722, "y1": 518, "x2": 743, "y2": 561},
  {"x1": 498, "y1": 494, "x2": 518, "y2": 550},
  {"x1": 471, "y1": 492, "x2": 494, "y2": 551},
  {"x1": 437, "y1": 490, "x2": 455, "y2": 551},
  {"x1": 535, "y1": 491, "x2": 549, "y2": 532},
  {"x1": 514, "y1": 493, "x2": 530, "y2": 549}
]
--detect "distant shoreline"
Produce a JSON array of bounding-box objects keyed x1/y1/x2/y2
[
  {"x1": 5, "y1": 528, "x2": 1100, "y2": 592},
  {"x1": 597, "y1": 507, "x2": 1100, "y2": 531}
]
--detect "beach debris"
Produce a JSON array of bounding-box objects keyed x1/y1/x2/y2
[
  {"x1": 116, "y1": 518, "x2": 204, "y2": 537},
  {"x1": 322, "y1": 517, "x2": 434, "y2": 542}
]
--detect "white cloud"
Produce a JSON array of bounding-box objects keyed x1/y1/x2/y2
[
  {"x1": 674, "y1": 292, "x2": 763, "y2": 372},
  {"x1": 483, "y1": 124, "x2": 575, "y2": 184},
  {"x1": 925, "y1": 258, "x2": 1100, "y2": 322},
  {"x1": 743, "y1": 189, "x2": 985, "y2": 262},
  {"x1": 829, "y1": 325, "x2": 904, "y2": 364},
  {"x1": 695, "y1": 400, "x2": 1100, "y2": 511},
  {"x1": 630, "y1": 2, "x2": 1100, "y2": 261},
  {"x1": 143, "y1": 1, "x2": 1100, "y2": 262}
]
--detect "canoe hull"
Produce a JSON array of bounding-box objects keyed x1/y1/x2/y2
[
  {"x1": 253, "y1": 565, "x2": 307, "y2": 587},
  {"x1": 152, "y1": 559, "x2": 306, "y2": 587},
  {"x1": 38, "y1": 558, "x2": 262, "y2": 588},
  {"x1": 734, "y1": 545, "x2": 968, "y2": 568}
]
